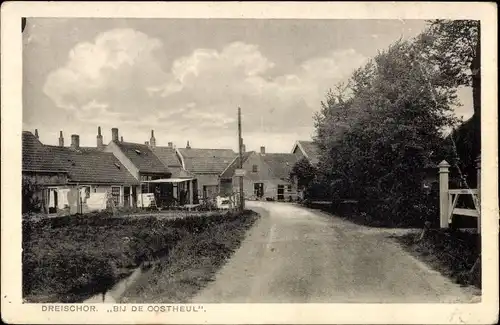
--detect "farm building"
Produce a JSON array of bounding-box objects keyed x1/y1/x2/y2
[{"x1": 219, "y1": 146, "x2": 300, "y2": 201}]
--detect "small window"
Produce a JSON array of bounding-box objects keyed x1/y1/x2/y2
[
  {"x1": 252, "y1": 165, "x2": 258, "y2": 172},
  {"x1": 135, "y1": 149, "x2": 141, "y2": 154},
  {"x1": 114, "y1": 162, "x2": 121, "y2": 169},
  {"x1": 287, "y1": 185, "x2": 292, "y2": 192}
]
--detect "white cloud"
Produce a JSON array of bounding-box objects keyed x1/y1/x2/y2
[{"x1": 43, "y1": 29, "x2": 368, "y2": 148}]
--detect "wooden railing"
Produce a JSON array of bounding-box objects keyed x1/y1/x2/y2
[{"x1": 439, "y1": 157, "x2": 481, "y2": 230}]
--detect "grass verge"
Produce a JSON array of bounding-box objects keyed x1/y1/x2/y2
[
  {"x1": 393, "y1": 228, "x2": 481, "y2": 289},
  {"x1": 22, "y1": 210, "x2": 258, "y2": 303},
  {"x1": 120, "y1": 210, "x2": 259, "y2": 303}
]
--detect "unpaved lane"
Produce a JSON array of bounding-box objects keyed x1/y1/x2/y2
[{"x1": 192, "y1": 201, "x2": 476, "y2": 303}]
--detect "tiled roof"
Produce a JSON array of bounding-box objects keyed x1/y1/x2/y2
[
  {"x1": 261, "y1": 153, "x2": 300, "y2": 180},
  {"x1": 79, "y1": 145, "x2": 107, "y2": 153},
  {"x1": 298, "y1": 140, "x2": 320, "y2": 165},
  {"x1": 152, "y1": 147, "x2": 182, "y2": 167},
  {"x1": 45, "y1": 145, "x2": 139, "y2": 184},
  {"x1": 168, "y1": 166, "x2": 196, "y2": 179},
  {"x1": 177, "y1": 148, "x2": 236, "y2": 174},
  {"x1": 114, "y1": 141, "x2": 171, "y2": 174},
  {"x1": 220, "y1": 151, "x2": 254, "y2": 179},
  {"x1": 22, "y1": 132, "x2": 67, "y2": 172},
  {"x1": 22, "y1": 132, "x2": 138, "y2": 184}
]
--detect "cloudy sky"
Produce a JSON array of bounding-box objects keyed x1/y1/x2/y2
[{"x1": 23, "y1": 18, "x2": 473, "y2": 152}]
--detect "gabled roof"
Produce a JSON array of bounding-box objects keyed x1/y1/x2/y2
[
  {"x1": 292, "y1": 140, "x2": 320, "y2": 165},
  {"x1": 22, "y1": 132, "x2": 138, "y2": 184},
  {"x1": 114, "y1": 141, "x2": 171, "y2": 174},
  {"x1": 152, "y1": 146, "x2": 182, "y2": 167},
  {"x1": 45, "y1": 146, "x2": 139, "y2": 184},
  {"x1": 177, "y1": 148, "x2": 236, "y2": 174},
  {"x1": 220, "y1": 151, "x2": 254, "y2": 179},
  {"x1": 22, "y1": 131, "x2": 67, "y2": 172},
  {"x1": 261, "y1": 153, "x2": 300, "y2": 180}
]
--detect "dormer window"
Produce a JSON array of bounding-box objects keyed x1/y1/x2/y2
[
  {"x1": 135, "y1": 149, "x2": 141, "y2": 154},
  {"x1": 114, "y1": 162, "x2": 121, "y2": 169}
]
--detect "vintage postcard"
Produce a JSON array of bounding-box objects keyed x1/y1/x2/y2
[{"x1": 1, "y1": 1, "x2": 498, "y2": 324}]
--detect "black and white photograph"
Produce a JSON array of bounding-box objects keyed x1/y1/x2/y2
[{"x1": 1, "y1": 2, "x2": 498, "y2": 324}]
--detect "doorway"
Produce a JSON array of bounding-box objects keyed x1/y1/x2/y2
[
  {"x1": 124, "y1": 187, "x2": 130, "y2": 207},
  {"x1": 254, "y1": 183, "x2": 264, "y2": 198},
  {"x1": 277, "y1": 185, "x2": 285, "y2": 201}
]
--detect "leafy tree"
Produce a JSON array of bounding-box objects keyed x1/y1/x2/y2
[
  {"x1": 22, "y1": 176, "x2": 43, "y2": 214},
  {"x1": 417, "y1": 20, "x2": 481, "y2": 187},
  {"x1": 291, "y1": 158, "x2": 317, "y2": 190},
  {"x1": 313, "y1": 39, "x2": 459, "y2": 226}
]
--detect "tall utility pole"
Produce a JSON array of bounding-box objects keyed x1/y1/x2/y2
[{"x1": 238, "y1": 107, "x2": 245, "y2": 210}]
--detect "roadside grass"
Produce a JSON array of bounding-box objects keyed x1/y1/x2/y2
[
  {"x1": 120, "y1": 210, "x2": 259, "y2": 303},
  {"x1": 22, "y1": 210, "x2": 258, "y2": 303},
  {"x1": 393, "y1": 228, "x2": 481, "y2": 289}
]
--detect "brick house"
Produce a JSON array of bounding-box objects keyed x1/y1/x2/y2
[
  {"x1": 22, "y1": 131, "x2": 139, "y2": 215},
  {"x1": 219, "y1": 146, "x2": 300, "y2": 201},
  {"x1": 176, "y1": 142, "x2": 236, "y2": 200}
]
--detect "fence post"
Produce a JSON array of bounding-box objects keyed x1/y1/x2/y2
[
  {"x1": 475, "y1": 155, "x2": 481, "y2": 233},
  {"x1": 439, "y1": 160, "x2": 450, "y2": 228}
]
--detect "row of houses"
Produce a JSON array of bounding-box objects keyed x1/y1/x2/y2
[{"x1": 22, "y1": 127, "x2": 319, "y2": 215}]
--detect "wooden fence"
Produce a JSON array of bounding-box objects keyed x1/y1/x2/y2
[{"x1": 439, "y1": 157, "x2": 481, "y2": 230}]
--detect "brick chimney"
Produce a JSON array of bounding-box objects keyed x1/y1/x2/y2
[
  {"x1": 242, "y1": 144, "x2": 246, "y2": 153},
  {"x1": 96, "y1": 126, "x2": 103, "y2": 148},
  {"x1": 260, "y1": 146, "x2": 265, "y2": 154},
  {"x1": 71, "y1": 134, "x2": 80, "y2": 150},
  {"x1": 120, "y1": 136, "x2": 124, "y2": 143},
  {"x1": 111, "y1": 128, "x2": 119, "y2": 142},
  {"x1": 186, "y1": 140, "x2": 191, "y2": 149},
  {"x1": 167, "y1": 142, "x2": 173, "y2": 148},
  {"x1": 34, "y1": 129, "x2": 39, "y2": 139},
  {"x1": 145, "y1": 141, "x2": 149, "y2": 146},
  {"x1": 58, "y1": 131, "x2": 64, "y2": 147},
  {"x1": 150, "y1": 130, "x2": 156, "y2": 148}
]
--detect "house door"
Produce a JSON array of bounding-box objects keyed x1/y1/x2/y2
[
  {"x1": 131, "y1": 186, "x2": 137, "y2": 207},
  {"x1": 49, "y1": 189, "x2": 58, "y2": 214},
  {"x1": 124, "y1": 187, "x2": 130, "y2": 207},
  {"x1": 277, "y1": 185, "x2": 285, "y2": 201},
  {"x1": 254, "y1": 183, "x2": 264, "y2": 198}
]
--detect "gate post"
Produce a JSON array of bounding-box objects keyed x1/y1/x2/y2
[
  {"x1": 476, "y1": 155, "x2": 481, "y2": 233},
  {"x1": 439, "y1": 160, "x2": 450, "y2": 228}
]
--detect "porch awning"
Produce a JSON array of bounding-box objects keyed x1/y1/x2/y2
[{"x1": 142, "y1": 178, "x2": 194, "y2": 183}]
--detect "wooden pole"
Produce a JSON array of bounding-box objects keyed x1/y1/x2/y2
[
  {"x1": 238, "y1": 107, "x2": 245, "y2": 210},
  {"x1": 439, "y1": 160, "x2": 450, "y2": 228}
]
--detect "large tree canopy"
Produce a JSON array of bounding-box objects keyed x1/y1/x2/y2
[{"x1": 313, "y1": 36, "x2": 460, "y2": 226}]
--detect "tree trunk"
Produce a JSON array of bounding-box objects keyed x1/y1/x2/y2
[{"x1": 471, "y1": 22, "x2": 481, "y2": 154}]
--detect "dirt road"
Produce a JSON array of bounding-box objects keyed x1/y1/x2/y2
[{"x1": 192, "y1": 201, "x2": 477, "y2": 303}]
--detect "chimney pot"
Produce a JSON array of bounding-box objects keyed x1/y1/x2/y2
[
  {"x1": 71, "y1": 134, "x2": 80, "y2": 150},
  {"x1": 96, "y1": 126, "x2": 103, "y2": 148},
  {"x1": 34, "y1": 129, "x2": 39, "y2": 139},
  {"x1": 145, "y1": 141, "x2": 149, "y2": 146},
  {"x1": 111, "y1": 128, "x2": 119, "y2": 142},
  {"x1": 120, "y1": 136, "x2": 124, "y2": 142},
  {"x1": 242, "y1": 144, "x2": 246, "y2": 153},
  {"x1": 186, "y1": 140, "x2": 191, "y2": 149},
  {"x1": 168, "y1": 142, "x2": 173, "y2": 148},
  {"x1": 59, "y1": 131, "x2": 64, "y2": 147},
  {"x1": 149, "y1": 129, "x2": 156, "y2": 148},
  {"x1": 260, "y1": 146, "x2": 265, "y2": 154}
]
